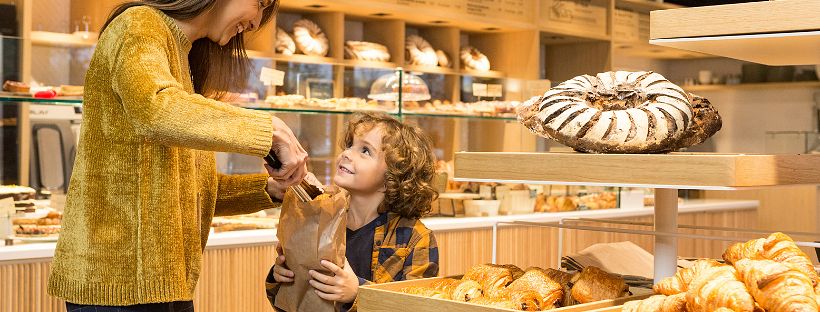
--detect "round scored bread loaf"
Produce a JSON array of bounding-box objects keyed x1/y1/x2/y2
[
  {"x1": 405, "y1": 35, "x2": 438, "y2": 67},
  {"x1": 292, "y1": 19, "x2": 329, "y2": 57},
  {"x1": 517, "y1": 71, "x2": 721, "y2": 154},
  {"x1": 460, "y1": 46, "x2": 490, "y2": 71},
  {"x1": 275, "y1": 27, "x2": 296, "y2": 56}
]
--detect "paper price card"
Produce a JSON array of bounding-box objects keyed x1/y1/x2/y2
[{"x1": 260, "y1": 67, "x2": 285, "y2": 86}]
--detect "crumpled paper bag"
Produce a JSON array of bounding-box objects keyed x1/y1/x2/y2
[{"x1": 275, "y1": 185, "x2": 349, "y2": 312}]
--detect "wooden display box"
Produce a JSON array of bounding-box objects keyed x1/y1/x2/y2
[{"x1": 359, "y1": 276, "x2": 650, "y2": 312}]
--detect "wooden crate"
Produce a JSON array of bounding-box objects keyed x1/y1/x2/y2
[{"x1": 358, "y1": 276, "x2": 651, "y2": 312}]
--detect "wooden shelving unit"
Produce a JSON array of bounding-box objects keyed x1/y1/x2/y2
[
  {"x1": 30, "y1": 31, "x2": 96, "y2": 48},
  {"x1": 613, "y1": 41, "x2": 712, "y2": 60},
  {"x1": 649, "y1": 0, "x2": 820, "y2": 65},
  {"x1": 615, "y1": 0, "x2": 682, "y2": 13},
  {"x1": 454, "y1": 151, "x2": 820, "y2": 282}
]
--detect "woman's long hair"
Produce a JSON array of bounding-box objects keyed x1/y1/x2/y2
[{"x1": 101, "y1": 0, "x2": 278, "y2": 99}]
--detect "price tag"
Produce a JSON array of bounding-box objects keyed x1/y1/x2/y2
[
  {"x1": 472, "y1": 83, "x2": 488, "y2": 97},
  {"x1": 260, "y1": 67, "x2": 285, "y2": 86},
  {"x1": 487, "y1": 84, "x2": 503, "y2": 98}
]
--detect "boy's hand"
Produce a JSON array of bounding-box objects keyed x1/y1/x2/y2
[
  {"x1": 272, "y1": 244, "x2": 294, "y2": 283},
  {"x1": 308, "y1": 258, "x2": 359, "y2": 303}
]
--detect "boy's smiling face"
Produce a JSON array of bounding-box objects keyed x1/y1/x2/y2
[{"x1": 334, "y1": 125, "x2": 388, "y2": 194}]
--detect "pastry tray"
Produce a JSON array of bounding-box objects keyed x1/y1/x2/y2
[{"x1": 358, "y1": 275, "x2": 651, "y2": 312}]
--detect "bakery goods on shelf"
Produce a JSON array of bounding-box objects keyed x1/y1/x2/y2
[
  {"x1": 3, "y1": 80, "x2": 30, "y2": 93},
  {"x1": 12, "y1": 209, "x2": 62, "y2": 237},
  {"x1": 460, "y1": 46, "x2": 491, "y2": 71},
  {"x1": 516, "y1": 71, "x2": 722, "y2": 154},
  {"x1": 436, "y1": 49, "x2": 450, "y2": 68},
  {"x1": 275, "y1": 27, "x2": 296, "y2": 56},
  {"x1": 403, "y1": 100, "x2": 519, "y2": 118},
  {"x1": 405, "y1": 35, "x2": 438, "y2": 67},
  {"x1": 292, "y1": 19, "x2": 329, "y2": 57},
  {"x1": 401, "y1": 263, "x2": 630, "y2": 311},
  {"x1": 210, "y1": 211, "x2": 277, "y2": 233},
  {"x1": 263, "y1": 95, "x2": 392, "y2": 112},
  {"x1": 345, "y1": 41, "x2": 391, "y2": 62},
  {"x1": 0, "y1": 185, "x2": 36, "y2": 201},
  {"x1": 58, "y1": 85, "x2": 84, "y2": 96},
  {"x1": 624, "y1": 232, "x2": 819, "y2": 312}
]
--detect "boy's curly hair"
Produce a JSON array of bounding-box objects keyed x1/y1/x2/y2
[{"x1": 341, "y1": 112, "x2": 438, "y2": 219}]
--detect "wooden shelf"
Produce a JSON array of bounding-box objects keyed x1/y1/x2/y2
[
  {"x1": 402, "y1": 65, "x2": 458, "y2": 76},
  {"x1": 540, "y1": 27, "x2": 611, "y2": 44},
  {"x1": 613, "y1": 41, "x2": 712, "y2": 59},
  {"x1": 615, "y1": 0, "x2": 683, "y2": 13},
  {"x1": 454, "y1": 152, "x2": 820, "y2": 189},
  {"x1": 460, "y1": 68, "x2": 505, "y2": 79},
  {"x1": 683, "y1": 81, "x2": 820, "y2": 92},
  {"x1": 30, "y1": 31, "x2": 96, "y2": 48},
  {"x1": 649, "y1": 1, "x2": 820, "y2": 65},
  {"x1": 273, "y1": 54, "x2": 341, "y2": 66},
  {"x1": 342, "y1": 59, "x2": 399, "y2": 70}
]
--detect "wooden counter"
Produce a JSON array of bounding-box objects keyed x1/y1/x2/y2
[{"x1": 0, "y1": 200, "x2": 757, "y2": 312}]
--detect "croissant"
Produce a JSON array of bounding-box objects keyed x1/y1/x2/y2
[
  {"x1": 622, "y1": 293, "x2": 687, "y2": 312},
  {"x1": 654, "y1": 259, "x2": 723, "y2": 295},
  {"x1": 685, "y1": 264, "x2": 756, "y2": 312},
  {"x1": 723, "y1": 232, "x2": 819, "y2": 287},
  {"x1": 400, "y1": 286, "x2": 449, "y2": 299},
  {"x1": 734, "y1": 258, "x2": 819, "y2": 312},
  {"x1": 507, "y1": 267, "x2": 563, "y2": 309},
  {"x1": 429, "y1": 278, "x2": 483, "y2": 302},
  {"x1": 463, "y1": 264, "x2": 518, "y2": 297},
  {"x1": 570, "y1": 266, "x2": 628, "y2": 304}
]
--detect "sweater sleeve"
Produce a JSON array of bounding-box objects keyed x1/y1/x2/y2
[
  {"x1": 108, "y1": 11, "x2": 274, "y2": 157},
  {"x1": 214, "y1": 174, "x2": 280, "y2": 217}
]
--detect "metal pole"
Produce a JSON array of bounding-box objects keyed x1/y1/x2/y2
[
  {"x1": 654, "y1": 188, "x2": 678, "y2": 283},
  {"x1": 492, "y1": 222, "x2": 498, "y2": 264}
]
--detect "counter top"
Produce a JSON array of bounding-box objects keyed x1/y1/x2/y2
[{"x1": 0, "y1": 199, "x2": 757, "y2": 262}]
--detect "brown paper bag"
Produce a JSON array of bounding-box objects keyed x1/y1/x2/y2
[{"x1": 275, "y1": 185, "x2": 349, "y2": 312}]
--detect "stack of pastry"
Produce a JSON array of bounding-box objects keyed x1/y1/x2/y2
[
  {"x1": 623, "y1": 232, "x2": 820, "y2": 311},
  {"x1": 401, "y1": 264, "x2": 629, "y2": 311},
  {"x1": 13, "y1": 210, "x2": 62, "y2": 237}
]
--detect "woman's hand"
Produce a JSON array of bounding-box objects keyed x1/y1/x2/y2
[
  {"x1": 308, "y1": 258, "x2": 359, "y2": 303},
  {"x1": 266, "y1": 172, "x2": 319, "y2": 200},
  {"x1": 272, "y1": 244, "x2": 295, "y2": 283},
  {"x1": 268, "y1": 116, "x2": 308, "y2": 186},
  {"x1": 265, "y1": 176, "x2": 286, "y2": 200}
]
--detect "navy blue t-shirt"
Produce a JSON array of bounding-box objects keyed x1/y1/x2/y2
[{"x1": 341, "y1": 213, "x2": 386, "y2": 312}]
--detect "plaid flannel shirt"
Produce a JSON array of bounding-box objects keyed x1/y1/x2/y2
[{"x1": 265, "y1": 213, "x2": 439, "y2": 311}]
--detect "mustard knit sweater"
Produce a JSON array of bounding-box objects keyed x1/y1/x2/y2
[{"x1": 48, "y1": 6, "x2": 278, "y2": 305}]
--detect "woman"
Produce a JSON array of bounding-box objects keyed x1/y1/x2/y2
[{"x1": 48, "y1": 0, "x2": 301, "y2": 310}]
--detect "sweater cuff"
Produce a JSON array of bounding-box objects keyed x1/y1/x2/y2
[{"x1": 243, "y1": 110, "x2": 274, "y2": 157}]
